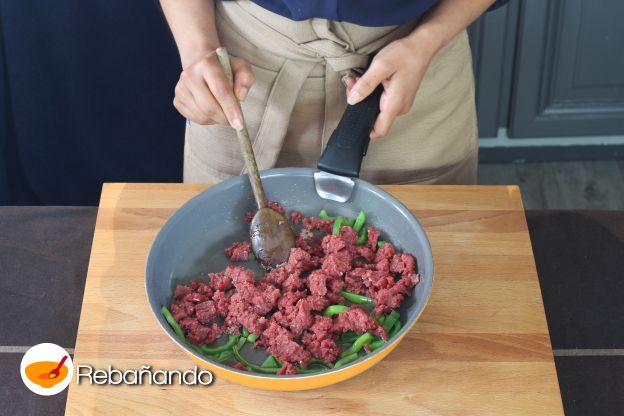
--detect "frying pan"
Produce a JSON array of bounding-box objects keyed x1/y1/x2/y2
[{"x1": 145, "y1": 71, "x2": 434, "y2": 391}]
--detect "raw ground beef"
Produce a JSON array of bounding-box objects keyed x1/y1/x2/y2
[
  {"x1": 231, "y1": 362, "x2": 248, "y2": 371},
  {"x1": 169, "y1": 204, "x2": 419, "y2": 374},
  {"x1": 225, "y1": 241, "x2": 253, "y2": 262}
]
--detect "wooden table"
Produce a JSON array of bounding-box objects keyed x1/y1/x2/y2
[{"x1": 65, "y1": 184, "x2": 564, "y2": 415}]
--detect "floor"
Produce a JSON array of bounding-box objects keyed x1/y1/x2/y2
[{"x1": 479, "y1": 160, "x2": 624, "y2": 209}]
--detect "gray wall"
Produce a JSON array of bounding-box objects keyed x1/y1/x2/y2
[{"x1": 469, "y1": 0, "x2": 624, "y2": 162}]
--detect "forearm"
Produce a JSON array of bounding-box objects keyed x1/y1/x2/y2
[
  {"x1": 406, "y1": 0, "x2": 496, "y2": 57},
  {"x1": 159, "y1": 0, "x2": 220, "y2": 68}
]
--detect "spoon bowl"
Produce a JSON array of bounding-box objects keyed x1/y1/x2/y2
[{"x1": 250, "y1": 208, "x2": 295, "y2": 267}]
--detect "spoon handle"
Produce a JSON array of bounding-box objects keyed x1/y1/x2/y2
[
  {"x1": 215, "y1": 47, "x2": 267, "y2": 209},
  {"x1": 55, "y1": 355, "x2": 68, "y2": 371}
]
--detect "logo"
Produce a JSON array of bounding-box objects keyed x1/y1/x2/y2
[{"x1": 20, "y1": 343, "x2": 73, "y2": 396}]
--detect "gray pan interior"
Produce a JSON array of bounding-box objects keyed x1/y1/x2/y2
[{"x1": 146, "y1": 167, "x2": 434, "y2": 378}]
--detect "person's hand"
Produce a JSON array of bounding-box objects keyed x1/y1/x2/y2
[
  {"x1": 173, "y1": 50, "x2": 255, "y2": 129},
  {"x1": 344, "y1": 35, "x2": 437, "y2": 139}
]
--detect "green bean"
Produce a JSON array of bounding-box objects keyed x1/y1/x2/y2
[
  {"x1": 332, "y1": 216, "x2": 344, "y2": 235},
  {"x1": 236, "y1": 336, "x2": 247, "y2": 350},
  {"x1": 198, "y1": 334, "x2": 238, "y2": 355},
  {"x1": 334, "y1": 353, "x2": 358, "y2": 368},
  {"x1": 353, "y1": 211, "x2": 366, "y2": 232},
  {"x1": 248, "y1": 253, "x2": 256, "y2": 261},
  {"x1": 161, "y1": 306, "x2": 185, "y2": 341},
  {"x1": 344, "y1": 217, "x2": 355, "y2": 227},
  {"x1": 247, "y1": 333, "x2": 259, "y2": 343},
  {"x1": 213, "y1": 350, "x2": 233, "y2": 363},
  {"x1": 242, "y1": 327, "x2": 250, "y2": 337},
  {"x1": 340, "y1": 331, "x2": 359, "y2": 343},
  {"x1": 319, "y1": 209, "x2": 334, "y2": 220},
  {"x1": 378, "y1": 315, "x2": 386, "y2": 325},
  {"x1": 340, "y1": 332, "x2": 374, "y2": 358},
  {"x1": 323, "y1": 304, "x2": 348, "y2": 317},
  {"x1": 296, "y1": 366, "x2": 324, "y2": 374},
  {"x1": 369, "y1": 339, "x2": 385, "y2": 351},
  {"x1": 295, "y1": 358, "x2": 332, "y2": 374},
  {"x1": 356, "y1": 226, "x2": 368, "y2": 245},
  {"x1": 186, "y1": 342, "x2": 203, "y2": 355},
  {"x1": 388, "y1": 320, "x2": 402, "y2": 338},
  {"x1": 308, "y1": 358, "x2": 333, "y2": 368},
  {"x1": 232, "y1": 343, "x2": 280, "y2": 374},
  {"x1": 377, "y1": 241, "x2": 386, "y2": 248},
  {"x1": 186, "y1": 340, "x2": 215, "y2": 357},
  {"x1": 192, "y1": 344, "x2": 233, "y2": 362},
  {"x1": 339, "y1": 290, "x2": 374, "y2": 305},
  {"x1": 261, "y1": 355, "x2": 279, "y2": 368},
  {"x1": 383, "y1": 310, "x2": 400, "y2": 332}
]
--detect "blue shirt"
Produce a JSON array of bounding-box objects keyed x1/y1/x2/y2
[{"x1": 250, "y1": 0, "x2": 510, "y2": 27}]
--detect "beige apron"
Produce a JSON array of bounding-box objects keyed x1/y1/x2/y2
[{"x1": 184, "y1": 0, "x2": 478, "y2": 185}]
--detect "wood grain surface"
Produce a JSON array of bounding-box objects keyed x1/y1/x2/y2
[{"x1": 65, "y1": 183, "x2": 564, "y2": 415}]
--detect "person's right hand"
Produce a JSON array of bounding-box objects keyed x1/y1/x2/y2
[{"x1": 173, "y1": 50, "x2": 255, "y2": 129}]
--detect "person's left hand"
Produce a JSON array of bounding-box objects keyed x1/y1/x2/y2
[{"x1": 344, "y1": 35, "x2": 437, "y2": 139}]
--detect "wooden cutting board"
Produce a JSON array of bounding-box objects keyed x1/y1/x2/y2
[{"x1": 65, "y1": 183, "x2": 563, "y2": 415}]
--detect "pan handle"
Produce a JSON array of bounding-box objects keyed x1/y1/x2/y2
[{"x1": 317, "y1": 81, "x2": 384, "y2": 178}]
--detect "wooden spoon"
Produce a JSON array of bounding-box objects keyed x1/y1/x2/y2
[{"x1": 215, "y1": 47, "x2": 294, "y2": 267}]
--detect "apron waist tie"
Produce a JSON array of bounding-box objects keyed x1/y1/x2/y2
[{"x1": 217, "y1": 1, "x2": 415, "y2": 170}]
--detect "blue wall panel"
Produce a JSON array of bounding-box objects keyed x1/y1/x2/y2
[{"x1": 0, "y1": 0, "x2": 184, "y2": 205}]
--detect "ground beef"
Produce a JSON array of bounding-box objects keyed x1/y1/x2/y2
[
  {"x1": 267, "y1": 201, "x2": 286, "y2": 216},
  {"x1": 286, "y1": 248, "x2": 317, "y2": 274},
  {"x1": 340, "y1": 226, "x2": 359, "y2": 246},
  {"x1": 260, "y1": 321, "x2": 311, "y2": 365},
  {"x1": 390, "y1": 253, "x2": 416, "y2": 275},
  {"x1": 365, "y1": 227, "x2": 380, "y2": 250},
  {"x1": 321, "y1": 234, "x2": 346, "y2": 254},
  {"x1": 371, "y1": 271, "x2": 420, "y2": 315},
  {"x1": 282, "y1": 271, "x2": 306, "y2": 292},
  {"x1": 212, "y1": 290, "x2": 230, "y2": 316},
  {"x1": 321, "y1": 250, "x2": 353, "y2": 276},
  {"x1": 375, "y1": 242, "x2": 395, "y2": 262},
  {"x1": 195, "y1": 300, "x2": 217, "y2": 324},
  {"x1": 208, "y1": 272, "x2": 233, "y2": 292},
  {"x1": 277, "y1": 362, "x2": 298, "y2": 375},
  {"x1": 333, "y1": 306, "x2": 386, "y2": 340},
  {"x1": 307, "y1": 270, "x2": 331, "y2": 296},
  {"x1": 290, "y1": 211, "x2": 303, "y2": 225},
  {"x1": 302, "y1": 217, "x2": 333, "y2": 235},
  {"x1": 173, "y1": 284, "x2": 191, "y2": 300},
  {"x1": 225, "y1": 241, "x2": 253, "y2": 262},
  {"x1": 245, "y1": 211, "x2": 254, "y2": 224},
  {"x1": 225, "y1": 292, "x2": 270, "y2": 335},
  {"x1": 186, "y1": 320, "x2": 222, "y2": 345},
  {"x1": 264, "y1": 267, "x2": 289, "y2": 287},
  {"x1": 273, "y1": 293, "x2": 328, "y2": 337},
  {"x1": 168, "y1": 203, "x2": 418, "y2": 367},
  {"x1": 231, "y1": 362, "x2": 248, "y2": 371},
  {"x1": 301, "y1": 316, "x2": 341, "y2": 362},
  {"x1": 169, "y1": 303, "x2": 187, "y2": 321},
  {"x1": 295, "y1": 233, "x2": 324, "y2": 257}
]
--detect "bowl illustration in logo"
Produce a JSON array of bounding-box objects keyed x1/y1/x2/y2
[{"x1": 24, "y1": 356, "x2": 69, "y2": 388}]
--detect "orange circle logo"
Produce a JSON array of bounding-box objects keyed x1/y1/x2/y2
[{"x1": 20, "y1": 343, "x2": 73, "y2": 396}]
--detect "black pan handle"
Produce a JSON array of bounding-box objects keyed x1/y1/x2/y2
[{"x1": 317, "y1": 83, "x2": 383, "y2": 178}]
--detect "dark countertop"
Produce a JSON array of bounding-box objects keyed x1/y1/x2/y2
[{"x1": 0, "y1": 207, "x2": 622, "y2": 416}]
